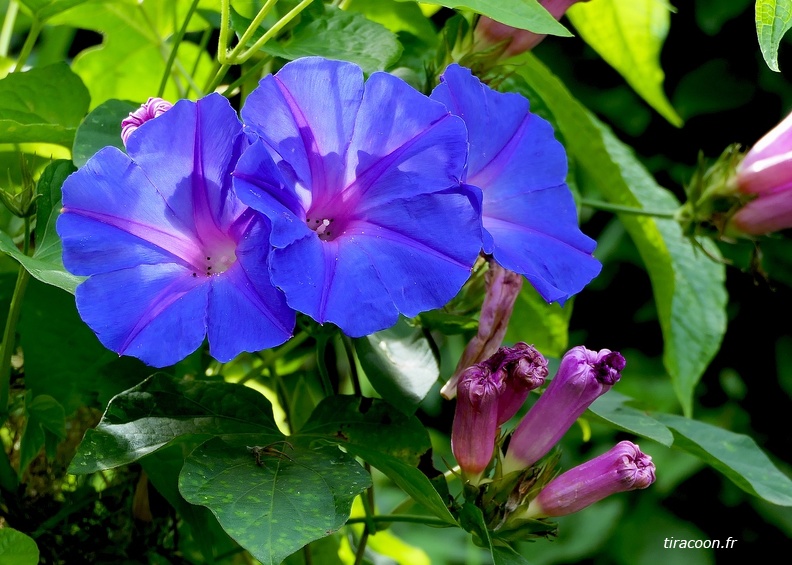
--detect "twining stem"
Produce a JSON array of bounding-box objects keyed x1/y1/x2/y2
[
  {"x1": 0, "y1": 0, "x2": 19, "y2": 58},
  {"x1": 157, "y1": 0, "x2": 202, "y2": 98},
  {"x1": 234, "y1": 0, "x2": 312, "y2": 61},
  {"x1": 13, "y1": 16, "x2": 42, "y2": 72},
  {"x1": 346, "y1": 515, "x2": 452, "y2": 527},
  {"x1": 580, "y1": 198, "x2": 678, "y2": 219},
  {"x1": 221, "y1": 55, "x2": 272, "y2": 98},
  {"x1": 0, "y1": 268, "x2": 30, "y2": 419},
  {"x1": 341, "y1": 335, "x2": 362, "y2": 397},
  {"x1": 353, "y1": 462, "x2": 377, "y2": 565},
  {"x1": 221, "y1": 0, "x2": 279, "y2": 63}
]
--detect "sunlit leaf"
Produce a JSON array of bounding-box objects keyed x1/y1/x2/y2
[
  {"x1": 355, "y1": 319, "x2": 439, "y2": 414},
  {"x1": 657, "y1": 413, "x2": 792, "y2": 506},
  {"x1": 0, "y1": 528, "x2": 39, "y2": 565},
  {"x1": 72, "y1": 99, "x2": 138, "y2": 168},
  {"x1": 18, "y1": 0, "x2": 89, "y2": 21},
  {"x1": 396, "y1": 0, "x2": 570, "y2": 35},
  {"x1": 756, "y1": 0, "x2": 792, "y2": 71},
  {"x1": 509, "y1": 54, "x2": 727, "y2": 417},
  {"x1": 0, "y1": 63, "x2": 90, "y2": 146},
  {"x1": 589, "y1": 390, "x2": 673, "y2": 446},
  {"x1": 566, "y1": 0, "x2": 682, "y2": 126}
]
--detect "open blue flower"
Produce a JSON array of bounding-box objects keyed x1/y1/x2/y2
[
  {"x1": 57, "y1": 94, "x2": 295, "y2": 367},
  {"x1": 431, "y1": 64, "x2": 601, "y2": 304},
  {"x1": 233, "y1": 57, "x2": 482, "y2": 337}
]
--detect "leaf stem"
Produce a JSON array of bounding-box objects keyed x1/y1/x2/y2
[
  {"x1": 236, "y1": 0, "x2": 313, "y2": 62},
  {"x1": 13, "y1": 16, "x2": 42, "y2": 72},
  {"x1": 221, "y1": 55, "x2": 271, "y2": 98},
  {"x1": 580, "y1": 198, "x2": 678, "y2": 219},
  {"x1": 157, "y1": 0, "x2": 201, "y2": 98},
  {"x1": 346, "y1": 514, "x2": 452, "y2": 527},
  {"x1": 341, "y1": 335, "x2": 362, "y2": 397},
  {"x1": 0, "y1": 0, "x2": 19, "y2": 58},
  {"x1": 224, "y1": 0, "x2": 278, "y2": 62}
]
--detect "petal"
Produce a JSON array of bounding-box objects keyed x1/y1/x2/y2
[
  {"x1": 344, "y1": 71, "x2": 467, "y2": 208},
  {"x1": 731, "y1": 189, "x2": 792, "y2": 234},
  {"x1": 232, "y1": 139, "x2": 312, "y2": 248},
  {"x1": 350, "y1": 191, "x2": 480, "y2": 316},
  {"x1": 268, "y1": 234, "x2": 398, "y2": 337},
  {"x1": 207, "y1": 215, "x2": 295, "y2": 361},
  {"x1": 432, "y1": 64, "x2": 600, "y2": 302},
  {"x1": 75, "y1": 263, "x2": 209, "y2": 367},
  {"x1": 127, "y1": 93, "x2": 248, "y2": 234},
  {"x1": 58, "y1": 147, "x2": 199, "y2": 274},
  {"x1": 241, "y1": 57, "x2": 364, "y2": 207},
  {"x1": 484, "y1": 187, "x2": 601, "y2": 304}
]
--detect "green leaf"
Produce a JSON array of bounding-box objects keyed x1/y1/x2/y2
[
  {"x1": 19, "y1": 279, "x2": 149, "y2": 415},
  {"x1": 566, "y1": 0, "x2": 682, "y2": 126},
  {"x1": 756, "y1": 0, "x2": 792, "y2": 71},
  {"x1": 354, "y1": 320, "x2": 439, "y2": 414},
  {"x1": 0, "y1": 528, "x2": 39, "y2": 565},
  {"x1": 396, "y1": 0, "x2": 570, "y2": 35},
  {"x1": 19, "y1": 0, "x2": 89, "y2": 21},
  {"x1": 504, "y1": 285, "x2": 570, "y2": 358},
  {"x1": 344, "y1": 443, "x2": 457, "y2": 525},
  {"x1": 0, "y1": 63, "x2": 90, "y2": 146},
  {"x1": 0, "y1": 160, "x2": 83, "y2": 294},
  {"x1": 179, "y1": 436, "x2": 370, "y2": 565},
  {"x1": 49, "y1": 1, "x2": 213, "y2": 108},
  {"x1": 300, "y1": 395, "x2": 431, "y2": 464},
  {"x1": 492, "y1": 545, "x2": 533, "y2": 565},
  {"x1": 69, "y1": 374, "x2": 280, "y2": 473},
  {"x1": 510, "y1": 54, "x2": 727, "y2": 417},
  {"x1": 250, "y1": 6, "x2": 402, "y2": 74},
  {"x1": 72, "y1": 99, "x2": 138, "y2": 168},
  {"x1": 656, "y1": 413, "x2": 792, "y2": 506},
  {"x1": 19, "y1": 394, "x2": 66, "y2": 478},
  {"x1": 588, "y1": 390, "x2": 673, "y2": 446}
]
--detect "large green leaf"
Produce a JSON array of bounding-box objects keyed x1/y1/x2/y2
[
  {"x1": 236, "y1": 5, "x2": 402, "y2": 74},
  {"x1": 0, "y1": 63, "x2": 90, "y2": 146},
  {"x1": 396, "y1": 0, "x2": 570, "y2": 35},
  {"x1": 656, "y1": 413, "x2": 792, "y2": 506},
  {"x1": 0, "y1": 160, "x2": 83, "y2": 293},
  {"x1": 69, "y1": 374, "x2": 280, "y2": 473},
  {"x1": 566, "y1": 0, "x2": 682, "y2": 126},
  {"x1": 0, "y1": 528, "x2": 39, "y2": 565},
  {"x1": 589, "y1": 390, "x2": 673, "y2": 446},
  {"x1": 179, "y1": 436, "x2": 370, "y2": 565},
  {"x1": 354, "y1": 320, "x2": 439, "y2": 415},
  {"x1": 511, "y1": 54, "x2": 727, "y2": 417},
  {"x1": 18, "y1": 394, "x2": 66, "y2": 479},
  {"x1": 756, "y1": 0, "x2": 792, "y2": 71},
  {"x1": 49, "y1": 1, "x2": 214, "y2": 108},
  {"x1": 18, "y1": 0, "x2": 89, "y2": 20},
  {"x1": 300, "y1": 395, "x2": 431, "y2": 464},
  {"x1": 72, "y1": 99, "x2": 138, "y2": 168}
]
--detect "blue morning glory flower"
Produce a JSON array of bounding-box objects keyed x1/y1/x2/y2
[
  {"x1": 57, "y1": 94, "x2": 295, "y2": 367},
  {"x1": 431, "y1": 64, "x2": 601, "y2": 304},
  {"x1": 233, "y1": 57, "x2": 482, "y2": 337}
]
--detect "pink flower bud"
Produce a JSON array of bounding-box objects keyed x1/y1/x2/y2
[
  {"x1": 121, "y1": 97, "x2": 173, "y2": 146},
  {"x1": 474, "y1": 0, "x2": 589, "y2": 58},
  {"x1": 523, "y1": 441, "x2": 655, "y2": 518},
  {"x1": 503, "y1": 346, "x2": 625, "y2": 473},
  {"x1": 441, "y1": 262, "x2": 523, "y2": 400},
  {"x1": 731, "y1": 111, "x2": 792, "y2": 235}
]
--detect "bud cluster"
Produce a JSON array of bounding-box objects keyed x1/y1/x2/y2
[{"x1": 449, "y1": 343, "x2": 655, "y2": 535}]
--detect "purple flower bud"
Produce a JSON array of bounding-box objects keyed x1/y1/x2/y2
[
  {"x1": 452, "y1": 365, "x2": 503, "y2": 483},
  {"x1": 731, "y1": 111, "x2": 792, "y2": 235},
  {"x1": 474, "y1": 0, "x2": 590, "y2": 58},
  {"x1": 491, "y1": 343, "x2": 548, "y2": 425},
  {"x1": 523, "y1": 441, "x2": 655, "y2": 518},
  {"x1": 121, "y1": 97, "x2": 173, "y2": 146},
  {"x1": 441, "y1": 262, "x2": 523, "y2": 400},
  {"x1": 503, "y1": 346, "x2": 625, "y2": 473}
]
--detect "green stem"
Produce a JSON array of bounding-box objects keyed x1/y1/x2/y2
[
  {"x1": 0, "y1": 0, "x2": 19, "y2": 58},
  {"x1": 258, "y1": 330, "x2": 309, "y2": 367},
  {"x1": 316, "y1": 335, "x2": 335, "y2": 398},
  {"x1": 341, "y1": 335, "x2": 362, "y2": 397},
  {"x1": 580, "y1": 198, "x2": 678, "y2": 219},
  {"x1": 338, "y1": 0, "x2": 353, "y2": 9},
  {"x1": 204, "y1": 62, "x2": 231, "y2": 94},
  {"x1": 225, "y1": 0, "x2": 278, "y2": 62},
  {"x1": 0, "y1": 267, "x2": 30, "y2": 418},
  {"x1": 353, "y1": 527, "x2": 370, "y2": 565},
  {"x1": 346, "y1": 515, "x2": 452, "y2": 527},
  {"x1": 216, "y1": 0, "x2": 232, "y2": 63},
  {"x1": 157, "y1": 0, "x2": 201, "y2": 98},
  {"x1": 236, "y1": 0, "x2": 312, "y2": 62},
  {"x1": 221, "y1": 55, "x2": 271, "y2": 98},
  {"x1": 13, "y1": 17, "x2": 42, "y2": 72}
]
